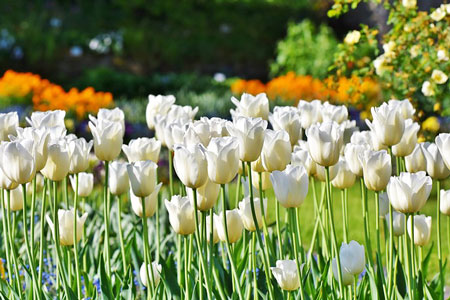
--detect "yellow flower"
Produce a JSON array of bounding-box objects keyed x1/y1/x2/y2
[
  {"x1": 431, "y1": 69, "x2": 448, "y2": 84},
  {"x1": 422, "y1": 116, "x2": 440, "y2": 132}
]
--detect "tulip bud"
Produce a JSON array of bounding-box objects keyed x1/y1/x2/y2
[
  {"x1": 70, "y1": 173, "x2": 94, "y2": 197},
  {"x1": 251, "y1": 156, "x2": 265, "y2": 173},
  {"x1": 231, "y1": 93, "x2": 269, "y2": 120},
  {"x1": 0, "y1": 112, "x2": 19, "y2": 141},
  {"x1": 297, "y1": 100, "x2": 322, "y2": 129},
  {"x1": 440, "y1": 190, "x2": 450, "y2": 216},
  {"x1": 344, "y1": 143, "x2": 367, "y2": 177},
  {"x1": 332, "y1": 258, "x2": 354, "y2": 286},
  {"x1": 358, "y1": 149, "x2": 391, "y2": 192},
  {"x1": 405, "y1": 144, "x2": 427, "y2": 173},
  {"x1": 391, "y1": 119, "x2": 419, "y2": 157},
  {"x1": 186, "y1": 178, "x2": 220, "y2": 211},
  {"x1": 0, "y1": 140, "x2": 36, "y2": 184},
  {"x1": 146, "y1": 94, "x2": 176, "y2": 129},
  {"x1": 339, "y1": 240, "x2": 365, "y2": 275},
  {"x1": 322, "y1": 102, "x2": 348, "y2": 124},
  {"x1": 27, "y1": 110, "x2": 66, "y2": 129},
  {"x1": 385, "y1": 211, "x2": 405, "y2": 236},
  {"x1": 109, "y1": 161, "x2": 130, "y2": 196},
  {"x1": 122, "y1": 137, "x2": 161, "y2": 163},
  {"x1": 68, "y1": 138, "x2": 93, "y2": 174},
  {"x1": 271, "y1": 260, "x2": 300, "y2": 291},
  {"x1": 306, "y1": 121, "x2": 344, "y2": 167},
  {"x1": 4, "y1": 186, "x2": 23, "y2": 211},
  {"x1": 269, "y1": 106, "x2": 302, "y2": 146},
  {"x1": 436, "y1": 133, "x2": 450, "y2": 170},
  {"x1": 332, "y1": 158, "x2": 356, "y2": 189},
  {"x1": 379, "y1": 192, "x2": 390, "y2": 218},
  {"x1": 238, "y1": 197, "x2": 266, "y2": 232},
  {"x1": 261, "y1": 130, "x2": 291, "y2": 172},
  {"x1": 205, "y1": 137, "x2": 240, "y2": 184},
  {"x1": 226, "y1": 117, "x2": 267, "y2": 162},
  {"x1": 41, "y1": 140, "x2": 71, "y2": 182},
  {"x1": 46, "y1": 209, "x2": 87, "y2": 246},
  {"x1": 140, "y1": 262, "x2": 162, "y2": 287},
  {"x1": 270, "y1": 164, "x2": 308, "y2": 208},
  {"x1": 291, "y1": 147, "x2": 316, "y2": 176},
  {"x1": 387, "y1": 172, "x2": 432, "y2": 213},
  {"x1": 173, "y1": 143, "x2": 208, "y2": 189},
  {"x1": 366, "y1": 103, "x2": 405, "y2": 146},
  {"x1": 422, "y1": 142, "x2": 450, "y2": 180},
  {"x1": 127, "y1": 161, "x2": 158, "y2": 197},
  {"x1": 206, "y1": 214, "x2": 219, "y2": 244},
  {"x1": 165, "y1": 195, "x2": 196, "y2": 235},
  {"x1": 215, "y1": 209, "x2": 243, "y2": 243},
  {"x1": 89, "y1": 119, "x2": 123, "y2": 161},
  {"x1": 251, "y1": 170, "x2": 272, "y2": 191},
  {"x1": 130, "y1": 183, "x2": 162, "y2": 218},
  {"x1": 407, "y1": 214, "x2": 432, "y2": 246},
  {"x1": 14, "y1": 127, "x2": 50, "y2": 171}
]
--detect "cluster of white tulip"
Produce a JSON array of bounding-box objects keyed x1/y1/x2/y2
[{"x1": 0, "y1": 90, "x2": 449, "y2": 299}]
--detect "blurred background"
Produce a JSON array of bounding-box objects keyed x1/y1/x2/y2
[{"x1": 0, "y1": 0, "x2": 447, "y2": 138}]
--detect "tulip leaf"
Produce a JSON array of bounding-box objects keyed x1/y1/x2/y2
[
  {"x1": 365, "y1": 265, "x2": 378, "y2": 300},
  {"x1": 159, "y1": 253, "x2": 180, "y2": 299},
  {"x1": 395, "y1": 256, "x2": 407, "y2": 297},
  {"x1": 98, "y1": 257, "x2": 114, "y2": 299},
  {"x1": 421, "y1": 242, "x2": 434, "y2": 277}
]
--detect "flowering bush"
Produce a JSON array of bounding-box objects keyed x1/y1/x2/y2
[{"x1": 0, "y1": 70, "x2": 113, "y2": 118}]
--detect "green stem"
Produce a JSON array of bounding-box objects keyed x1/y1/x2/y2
[
  {"x1": 38, "y1": 180, "x2": 48, "y2": 292},
  {"x1": 436, "y1": 180, "x2": 443, "y2": 298},
  {"x1": 168, "y1": 150, "x2": 174, "y2": 197},
  {"x1": 73, "y1": 174, "x2": 82, "y2": 298},
  {"x1": 360, "y1": 178, "x2": 373, "y2": 267},
  {"x1": 177, "y1": 235, "x2": 182, "y2": 289},
  {"x1": 30, "y1": 178, "x2": 36, "y2": 273},
  {"x1": 184, "y1": 236, "x2": 189, "y2": 299},
  {"x1": 341, "y1": 189, "x2": 348, "y2": 243},
  {"x1": 103, "y1": 161, "x2": 111, "y2": 277},
  {"x1": 155, "y1": 169, "x2": 161, "y2": 262},
  {"x1": 258, "y1": 172, "x2": 274, "y2": 257},
  {"x1": 117, "y1": 195, "x2": 127, "y2": 272},
  {"x1": 275, "y1": 200, "x2": 282, "y2": 260},
  {"x1": 387, "y1": 202, "x2": 394, "y2": 298},
  {"x1": 290, "y1": 208, "x2": 305, "y2": 300},
  {"x1": 251, "y1": 232, "x2": 257, "y2": 300},
  {"x1": 0, "y1": 189, "x2": 12, "y2": 289},
  {"x1": 141, "y1": 196, "x2": 155, "y2": 298},
  {"x1": 375, "y1": 191, "x2": 387, "y2": 298},
  {"x1": 408, "y1": 213, "x2": 415, "y2": 299},
  {"x1": 6, "y1": 191, "x2": 22, "y2": 296}
]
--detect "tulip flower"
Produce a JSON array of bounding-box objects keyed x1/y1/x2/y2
[
  {"x1": 358, "y1": 149, "x2": 391, "y2": 192},
  {"x1": 89, "y1": 118, "x2": 123, "y2": 161},
  {"x1": 0, "y1": 112, "x2": 19, "y2": 141},
  {"x1": 422, "y1": 142, "x2": 450, "y2": 180},
  {"x1": 297, "y1": 100, "x2": 322, "y2": 129},
  {"x1": 173, "y1": 143, "x2": 208, "y2": 189},
  {"x1": 68, "y1": 138, "x2": 93, "y2": 174},
  {"x1": 186, "y1": 178, "x2": 220, "y2": 211},
  {"x1": 165, "y1": 105, "x2": 198, "y2": 125},
  {"x1": 269, "y1": 106, "x2": 302, "y2": 146},
  {"x1": 146, "y1": 94, "x2": 176, "y2": 129},
  {"x1": 306, "y1": 121, "x2": 344, "y2": 167},
  {"x1": 46, "y1": 209, "x2": 88, "y2": 246},
  {"x1": 109, "y1": 161, "x2": 130, "y2": 195},
  {"x1": 405, "y1": 144, "x2": 427, "y2": 173},
  {"x1": 70, "y1": 173, "x2": 94, "y2": 197},
  {"x1": 332, "y1": 258, "x2": 354, "y2": 286},
  {"x1": 270, "y1": 164, "x2": 309, "y2": 208},
  {"x1": 366, "y1": 102, "x2": 405, "y2": 146},
  {"x1": 261, "y1": 129, "x2": 291, "y2": 172},
  {"x1": 344, "y1": 143, "x2": 368, "y2": 177},
  {"x1": 314, "y1": 163, "x2": 339, "y2": 182},
  {"x1": 271, "y1": 260, "x2": 300, "y2": 291},
  {"x1": 130, "y1": 183, "x2": 162, "y2": 218},
  {"x1": 332, "y1": 158, "x2": 356, "y2": 189},
  {"x1": 183, "y1": 120, "x2": 211, "y2": 147},
  {"x1": 350, "y1": 130, "x2": 387, "y2": 152},
  {"x1": 388, "y1": 99, "x2": 415, "y2": 120},
  {"x1": 407, "y1": 215, "x2": 432, "y2": 246},
  {"x1": 27, "y1": 110, "x2": 66, "y2": 129},
  {"x1": 122, "y1": 137, "x2": 161, "y2": 163},
  {"x1": 379, "y1": 192, "x2": 390, "y2": 218},
  {"x1": 251, "y1": 170, "x2": 272, "y2": 191},
  {"x1": 14, "y1": 127, "x2": 50, "y2": 171},
  {"x1": 392, "y1": 119, "x2": 420, "y2": 157},
  {"x1": 140, "y1": 261, "x2": 162, "y2": 287},
  {"x1": 165, "y1": 195, "x2": 196, "y2": 235},
  {"x1": 231, "y1": 93, "x2": 269, "y2": 120},
  {"x1": 215, "y1": 209, "x2": 243, "y2": 243},
  {"x1": 322, "y1": 102, "x2": 348, "y2": 124},
  {"x1": 0, "y1": 165, "x2": 18, "y2": 190},
  {"x1": 436, "y1": 133, "x2": 450, "y2": 169},
  {"x1": 226, "y1": 116, "x2": 267, "y2": 162},
  {"x1": 3, "y1": 186, "x2": 23, "y2": 211},
  {"x1": 206, "y1": 214, "x2": 219, "y2": 244},
  {"x1": 164, "y1": 121, "x2": 188, "y2": 150},
  {"x1": 291, "y1": 146, "x2": 316, "y2": 176},
  {"x1": 94, "y1": 108, "x2": 125, "y2": 135},
  {"x1": 204, "y1": 137, "x2": 240, "y2": 184},
  {"x1": 385, "y1": 211, "x2": 405, "y2": 236},
  {"x1": 202, "y1": 117, "x2": 230, "y2": 138},
  {"x1": 387, "y1": 172, "x2": 432, "y2": 213},
  {"x1": 440, "y1": 190, "x2": 450, "y2": 215},
  {"x1": 339, "y1": 240, "x2": 365, "y2": 275},
  {"x1": 241, "y1": 177, "x2": 259, "y2": 198},
  {"x1": 41, "y1": 140, "x2": 71, "y2": 182},
  {"x1": 127, "y1": 160, "x2": 158, "y2": 197},
  {"x1": 0, "y1": 139, "x2": 36, "y2": 184},
  {"x1": 238, "y1": 197, "x2": 266, "y2": 232}
]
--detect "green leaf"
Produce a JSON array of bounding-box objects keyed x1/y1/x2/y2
[{"x1": 98, "y1": 257, "x2": 114, "y2": 299}]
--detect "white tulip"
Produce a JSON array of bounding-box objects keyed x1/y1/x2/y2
[
  {"x1": 90, "y1": 108, "x2": 125, "y2": 136},
  {"x1": 358, "y1": 149, "x2": 391, "y2": 192},
  {"x1": 269, "y1": 106, "x2": 302, "y2": 146},
  {"x1": 387, "y1": 172, "x2": 432, "y2": 213},
  {"x1": 41, "y1": 140, "x2": 71, "y2": 182},
  {"x1": 153, "y1": 115, "x2": 169, "y2": 147},
  {"x1": 422, "y1": 142, "x2": 450, "y2": 180},
  {"x1": 166, "y1": 105, "x2": 198, "y2": 124},
  {"x1": 27, "y1": 110, "x2": 66, "y2": 129},
  {"x1": 173, "y1": 143, "x2": 208, "y2": 188},
  {"x1": 440, "y1": 190, "x2": 450, "y2": 215},
  {"x1": 226, "y1": 116, "x2": 267, "y2": 162},
  {"x1": 231, "y1": 93, "x2": 269, "y2": 120},
  {"x1": 164, "y1": 121, "x2": 188, "y2": 150},
  {"x1": 14, "y1": 127, "x2": 50, "y2": 171},
  {"x1": 127, "y1": 160, "x2": 157, "y2": 197},
  {"x1": 379, "y1": 192, "x2": 390, "y2": 218},
  {"x1": 251, "y1": 170, "x2": 272, "y2": 191},
  {"x1": 46, "y1": 209, "x2": 88, "y2": 246},
  {"x1": 385, "y1": 211, "x2": 405, "y2": 236},
  {"x1": 0, "y1": 112, "x2": 19, "y2": 141},
  {"x1": 407, "y1": 215, "x2": 432, "y2": 246},
  {"x1": 436, "y1": 133, "x2": 450, "y2": 170},
  {"x1": 70, "y1": 172, "x2": 94, "y2": 197},
  {"x1": 405, "y1": 144, "x2": 427, "y2": 173},
  {"x1": 204, "y1": 137, "x2": 239, "y2": 185},
  {"x1": 0, "y1": 165, "x2": 18, "y2": 190},
  {"x1": 183, "y1": 120, "x2": 211, "y2": 147},
  {"x1": 306, "y1": 121, "x2": 344, "y2": 167},
  {"x1": 322, "y1": 102, "x2": 348, "y2": 124},
  {"x1": 332, "y1": 258, "x2": 354, "y2": 286},
  {"x1": 186, "y1": 178, "x2": 220, "y2": 211},
  {"x1": 3, "y1": 186, "x2": 23, "y2": 211},
  {"x1": 291, "y1": 146, "x2": 316, "y2": 176},
  {"x1": 392, "y1": 119, "x2": 419, "y2": 157},
  {"x1": 0, "y1": 140, "x2": 36, "y2": 184},
  {"x1": 297, "y1": 100, "x2": 322, "y2": 129},
  {"x1": 202, "y1": 117, "x2": 230, "y2": 138},
  {"x1": 271, "y1": 260, "x2": 300, "y2": 291},
  {"x1": 315, "y1": 163, "x2": 339, "y2": 182},
  {"x1": 130, "y1": 183, "x2": 162, "y2": 218},
  {"x1": 89, "y1": 119, "x2": 123, "y2": 161},
  {"x1": 261, "y1": 130, "x2": 291, "y2": 172},
  {"x1": 68, "y1": 138, "x2": 93, "y2": 174},
  {"x1": 238, "y1": 197, "x2": 266, "y2": 232},
  {"x1": 366, "y1": 103, "x2": 405, "y2": 146},
  {"x1": 122, "y1": 137, "x2": 161, "y2": 163},
  {"x1": 332, "y1": 158, "x2": 356, "y2": 189},
  {"x1": 270, "y1": 164, "x2": 308, "y2": 208},
  {"x1": 165, "y1": 195, "x2": 196, "y2": 235},
  {"x1": 339, "y1": 240, "x2": 365, "y2": 275},
  {"x1": 388, "y1": 99, "x2": 415, "y2": 120},
  {"x1": 140, "y1": 262, "x2": 162, "y2": 287},
  {"x1": 215, "y1": 209, "x2": 243, "y2": 243},
  {"x1": 146, "y1": 94, "x2": 176, "y2": 129},
  {"x1": 109, "y1": 161, "x2": 130, "y2": 196},
  {"x1": 206, "y1": 215, "x2": 219, "y2": 244},
  {"x1": 344, "y1": 143, "x2": 368, "y2": 177}
]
